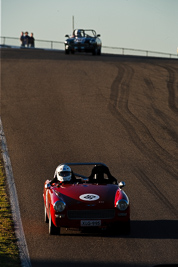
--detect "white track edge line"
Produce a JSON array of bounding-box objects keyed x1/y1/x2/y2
[{"x1": 0, "y1": 117, "x2": 31, "y2": 267}]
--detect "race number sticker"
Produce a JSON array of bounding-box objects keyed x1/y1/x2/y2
[{"x1": 79, "y1": 193, "x2": 100, "y2": 201}]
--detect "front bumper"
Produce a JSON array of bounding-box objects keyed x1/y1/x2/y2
[
  {"x1": 53, "y1": 207, "x2": 130, "y2": 229},
  {"x1": 65, "y1": 44, "x2": 97, "y2": 53}
]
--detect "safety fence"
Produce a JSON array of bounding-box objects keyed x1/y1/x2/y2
[
  {"x1": 1, "y1": 36, "x2": 178, "y2": 59},
  {"x1": 0, "y1": 36, "x2": 64, "y2": 50}
]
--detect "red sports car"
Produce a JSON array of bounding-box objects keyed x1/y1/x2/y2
[{"x1": 43, "y1": 163, "x2": 130, "y2": 235}]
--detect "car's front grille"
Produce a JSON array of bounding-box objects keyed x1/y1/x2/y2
[{"x1": 67, "y1": 209, "x2": 115, "y2": 220}]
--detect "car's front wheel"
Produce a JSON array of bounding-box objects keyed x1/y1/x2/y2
[
  {"x1": 44, "y1": 203, "x2": 49, "y2": 223},
  {"x1": 49, "y1": 211, "x2": 60, "y2": 235},
  {"x1": 65, "y1": 49, "x2": 69, "y2": 54},
  {"x1": 97, "y1": 48, "x2": 101, "y2": 55},
  {"x1": 92, "y1": 46, "x2": 101, "y2": 56}
]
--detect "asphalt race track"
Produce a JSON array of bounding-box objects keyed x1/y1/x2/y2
[{"x1": 1, "y1": 48, "x2": 178, "y2": 267}]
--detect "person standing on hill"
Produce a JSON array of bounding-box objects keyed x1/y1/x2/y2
[
  {"x1": 29, "y1": 33, "x2": 35, "y2": 48},
  {"x1": 20, "y1": 31, "x2": 25, "y2": 47},
  {"x1": 24, "y1": 31, "x2": 30, "y2": 47}
]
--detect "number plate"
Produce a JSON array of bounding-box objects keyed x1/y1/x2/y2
[{"x1": 80, "y1": 220, "x2": 101, "y2": 227}]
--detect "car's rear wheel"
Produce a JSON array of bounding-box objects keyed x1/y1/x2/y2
[
  {"x1": 44, "y1": 203, "x2": 49, "y2": 223},
  {"x1": 49, "y1": 211, "x2": 60, "y2": 235}
]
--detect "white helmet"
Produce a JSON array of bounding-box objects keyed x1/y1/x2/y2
[
  {"x1": 55, "y1": 164, "x2": 72, "y2": 182},
  {"x1": 75, "y1": 29, "x2": 81, "y2": 37}
]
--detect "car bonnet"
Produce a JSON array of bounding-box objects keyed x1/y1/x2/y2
[{"x1": 54, "y1": 183, "x2": 119, "y2": 207}]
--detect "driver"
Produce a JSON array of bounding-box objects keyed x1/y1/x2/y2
[
  {"x1": 49, "y1": 164, "x2": 78, "y2": 185},
  {"x1": 74, "y1": 29, "x2": 82, "y2": 37}
]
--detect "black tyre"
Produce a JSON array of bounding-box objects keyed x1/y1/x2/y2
[
  {"x1": 44, "y1": 203, "x2": 49, "y2": 223},
  {"x1": 65, "y1": 48, "x2": 69, "y2": 54},
  {"x1": 49, "y1": 211, "x2": 60, "y2": 235},
  {"x1": 92, "y1": 47, "x2": 98, "y2": 55},
  {"x1": 97, "y1": 48, "x2": 101, "y2": 55}
]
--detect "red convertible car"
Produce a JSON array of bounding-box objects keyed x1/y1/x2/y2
[{"x1": 43, "y1": 163, "x2": 130, "y2": 235}]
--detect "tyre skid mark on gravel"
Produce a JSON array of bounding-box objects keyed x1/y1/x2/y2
[
  {"x1": 149, "y1": 106, "x2": 178, "y2": 145},
  {"x1": 108, "y1": 63, "x2": 178, "y2": 180},
  {"x1": 134, "y1": 167, "x2": 178, "y2": 218},
  {"x1": 144, "y1": 73, "x2": 178, "y2": 159},
  {"x1": 166, "y1": 66, "x2": 178, "y2": 114}
]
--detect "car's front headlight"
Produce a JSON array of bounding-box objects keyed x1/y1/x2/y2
[
  {"x1": 116, "y1": 199, "x2": 129, "y2": 211},
  {"x1": 53, "y1": 200, "x2": 66, "y2": 212}
]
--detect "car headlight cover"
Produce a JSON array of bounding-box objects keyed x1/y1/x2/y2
[
  {"x1": 117, "y1": 199, "x2": 129, "y2": 211},
  {"x1": 53, "y1": 200, "x2": 66, "y2": 212}
]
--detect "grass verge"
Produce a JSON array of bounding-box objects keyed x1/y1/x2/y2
[{"x1": 0, "y1": 154, "x2": 21, "y2": 267}]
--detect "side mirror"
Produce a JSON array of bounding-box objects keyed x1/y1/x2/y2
[
  {"x1": 119, "y1": 181, "x2": 125, "y2": 188},
  {"x1": 65, "y1": 34, "x2": 69, "y2": 38},
  {"x1": 97, "y1": 34, "x2": 101, "y2": 37},
  {"x1": 45, "y1": 183, "x2": 51, "y2": 189}
]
